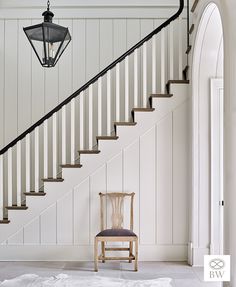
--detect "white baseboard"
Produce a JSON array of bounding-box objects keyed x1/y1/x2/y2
[
  {"x1": 192, "y1": 247, "x2": 210, "y2": 266},
  {"x1": 0, "y1": 245, "x2": 187, "y2": 261}
]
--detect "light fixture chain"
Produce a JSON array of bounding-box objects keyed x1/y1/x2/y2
[{"x1": 47, "y1": 0, "x2": 50, "y2": 10}]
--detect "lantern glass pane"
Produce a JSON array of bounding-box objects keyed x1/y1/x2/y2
[{"x1": 54, "y1": 30, "x2": 71, "y2": 64}]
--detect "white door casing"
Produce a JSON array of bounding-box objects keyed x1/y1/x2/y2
[{"x1": 210, "y1": 78, "x2": 224, "y2": 256}]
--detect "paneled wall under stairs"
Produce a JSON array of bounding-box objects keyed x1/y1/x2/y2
[{"x1": 0, "y1": 85, "x2": 190, "y2": 261}]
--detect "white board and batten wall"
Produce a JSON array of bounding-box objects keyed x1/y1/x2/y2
[
  {"x1": 0, "y1": 85, "x2": 190, "y2": 261},
  {"x1": 0, "y1": 0, "x2": 187, "y2": 149}
]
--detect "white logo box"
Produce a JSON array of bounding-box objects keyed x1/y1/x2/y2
[{"x1": 204, "y1": 255, "x2": 230, "y2": 282}]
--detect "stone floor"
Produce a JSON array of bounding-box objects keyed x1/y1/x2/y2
[{"x1": 0, "y1": 261, "x2": 222, "y2": 286}]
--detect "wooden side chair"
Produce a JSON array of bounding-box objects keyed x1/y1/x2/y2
[{"x1": 94, "y1": 192, "x2": 138, "y2": 272}]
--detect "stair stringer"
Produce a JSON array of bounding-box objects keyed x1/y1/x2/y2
[{"x1": 0, "y1": 83, "x2": 189, "y2": 247}]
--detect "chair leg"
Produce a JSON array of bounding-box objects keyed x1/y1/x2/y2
[
  {"x1": 134, "y1": 238, "x2": 138, "y2": 272},
  {"x1": 129, "y1": 242, "x2": 133, "y2": 263},
  {"x1": 94, "y1": 238, "x2": 98, "y2": 272},
  {"x1": 101, "y1": 241, "x2": 105, "y2": 263}
]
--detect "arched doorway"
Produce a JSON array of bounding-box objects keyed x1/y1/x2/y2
[{"x1": 190, "y1": 2, "x2": 224, "y2": 266}]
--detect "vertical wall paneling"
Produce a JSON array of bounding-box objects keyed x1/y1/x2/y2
[
  {"x1": 106, "y1": 152, "x2": 123, "y2": 229},
  {"x1": 173, "y1": 102, "x2": 189, "y2": 244},
  {"x1": 57, "y1": 191, "x2": 73, "y2": 244},
  {"x1": 0, "y1": 155, "x2": 3, "y2": 219},
  {"x1": 24, "y1": 217, "x2": 40, "y2": 245},
  {"x1": 31, "y1": 19, "x2": 45, "y2": 123},
  {"x1": 0, "y1": 20, "x2": 4, "y2": 148},
  {"x1": 123, "y1": 140, "x2": 140, "y2": 235},
  {"x1": 140, "y1": 127, "x2": 156, "y2": 244},
  {"x1": 18, "y1": 19, "x2": 32, "y2": 134},
  {"x1": 4, "y1": 20, "x2": 18, "y2": 145},
  {"x1": 59, "y1": 20, "x2": 73, "y2": 102},
  {"x1": 156, "y1": 114, "x2": 173, "y2": 244},
  {"x1": 40, "y1": 204, "x2": 57, "y2": 244},
  {"x1": 74, "y1": 179, "x2": 90, "y2": 245},
  {"x1": 90, "y1": 165, "x2": 106, "y2": 244}
]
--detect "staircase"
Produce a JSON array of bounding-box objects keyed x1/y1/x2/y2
[{"x1": 0, "y1": 0, "x2": 191, "y2": 259}]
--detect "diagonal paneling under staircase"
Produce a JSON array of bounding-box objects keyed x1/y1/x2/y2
[{"x1": 0, "y1": 81, "x2": 189, "y2": 248}]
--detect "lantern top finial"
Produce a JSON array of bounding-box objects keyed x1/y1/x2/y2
[{"x1": 42, "y1": 0, "x2": 54, "y2": 22}]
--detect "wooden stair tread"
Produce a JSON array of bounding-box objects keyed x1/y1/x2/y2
[
  {"x1": 0, "y1": 219, "x2": 10, "y2": 224},
  {"x1": 167, "y1": 80, "x2": 189, "y2": 84},
  {"x1": 150, "y1": 94, "x2": 173, "y2": 98},
  {"x1": 6, "y1": 206, "x2": 28, "y2": 210},
  {"x1": 96, "y1": 136, "x2": 119, "y2": 140},
  {"x1": 189, "y1": 24, "x2": 194, "y2": 34},
  {"x1": 186, "y1": 45, "x2": 192, "y2": 54},
  {"x1": 78, "y1": 150, "x2": 101, "y2": 154},
  {"x1": 114, "y1": 122, "x2": 137, "y2": 126},
  {"x1": 61, "y1": 164, "x2": 82, "y2": 168},
  {"x1": 24, "y1": 192, "x2": 46, "y2": 196},
  {"x1": 42, "y1": 178, "x2": 64, "y2": 182},
  {"x1": 132, "y1": 108, "x2": 155, "y2": 112},
  {"x1": 191, "y1": 0, "x2": 200, "y2": 12}
]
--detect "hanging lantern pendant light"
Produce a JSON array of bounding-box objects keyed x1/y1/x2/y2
[{"x1": 23, "y1": 0, "x2": 71, "y2": 67}]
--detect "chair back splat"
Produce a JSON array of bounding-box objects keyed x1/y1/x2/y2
[{"x1": 99, "y1": 192, "x2": 135, "y2": 231}]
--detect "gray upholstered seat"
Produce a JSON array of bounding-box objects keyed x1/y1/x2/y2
[{"x1": 96, "y1": 228, "x2": 137, "y2": 237}]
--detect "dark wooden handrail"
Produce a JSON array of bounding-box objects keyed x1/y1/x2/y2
[{"x1": 0, "y1": 0, "x2": 184, "y2": 155}]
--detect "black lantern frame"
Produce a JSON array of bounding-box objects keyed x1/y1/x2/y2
[{"x1": 23, "y1": 1, "x2": 71, "y2": 68}]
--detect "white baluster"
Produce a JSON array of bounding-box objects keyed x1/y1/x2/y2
[
  {"x1": 178, "y1": 16, "x2": 183, "y2": 80},
  {"x1": 8, "y1": 148, "x2": 12, "y2": 206},
  {"x1": 116, "y1": 63, "x2": 120, "y2": 121},
  {"x1": 143, "y1": 42, "x2": 147, "y2": 107},
  {"x1": 71, "y1": 99, "x2": 75, "y2": 164},
  {"x1": 52, "y1": 113, "x2": 57, "y2": 179},
  {"x1": 89, "y1": 85, "x2": 93, "y2": 149},
  {"x1": 169, "y1": 22, "x2": 174, "y2": 80},
  {"x1": 134, "y1": 49, "x2": 138, "y2": 108},
  {"x1": 80, "y1": 91, "x2": 84, "y2": 150},
  {"x1": 0, "y1": 154, "x2": 3, "y2": 219},
  {"x1": 17, "y1": 141, "x2": 21, "y2": 206},
  {"x1": 161, "y1": 28, "x2": 166, "y2": 94},
  {"x1": 152, "y1": 35, "x2": 157, "y2": 94},
  {"x1": 62, "y1": 105, "x2": 66, "y2": 165},
  {"x1": 44, "y1": 120, "x2": 48, "y2": 178},
  {"x1": 25, "y1": 134, "x2": 30, "y2": 193},
  {"x1": 107, "y1": 70, "x2": 111, "y2": 135},
  {"x1": 125, "y1": 57, "x2": 129, "y2": 121},
  {"x1": 98, "y1": 77, "x2": 102, "y2": 136},
  {"x1": 35, "y1": 127, "x2": 39, "y2": 192}
]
